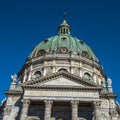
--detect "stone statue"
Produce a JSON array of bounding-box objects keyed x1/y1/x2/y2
[
  {"x1": 11, "y1": 74, "x2": 17, "y2": 83},
  {"x1": 107, "y1": 78, "x2": 112, "y2": 87}
]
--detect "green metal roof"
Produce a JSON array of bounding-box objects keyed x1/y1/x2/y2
[
  {"x1": 28, "y1": 20, "x2": 98, "y2": 62},
  {"x1": 28, "y1": 35, "x2": 98, "y2": 61}
]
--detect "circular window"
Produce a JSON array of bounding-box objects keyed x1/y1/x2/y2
[
  {"x1": 37, "y1": 50, "x2": 45, "y2": 57},
  {"x1": 60, "y1": 47, "x2": 68, "y2": 53},
  {"x1": 81, "y1": 51, "x2": 89, "y2": 58}
]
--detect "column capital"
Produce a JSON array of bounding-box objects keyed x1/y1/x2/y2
[
  {"x1": 93, "y1": 101, "x2": 101, "y2": 109},
  {"x1": 22, "y1": 99, "x2": 31, "y2": 107},
  {"x1": 44, "y1": 100, "x2": 53, "y2": 108},
  {"x1": 71, "y1": 100, "x2": 79, "y2": 108}
]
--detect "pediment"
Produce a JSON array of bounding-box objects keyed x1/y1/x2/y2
[
  {"x1": 40, "y1": 77, "x2": 84, "y2": 87},
  {"x1": 24, "y1": 72, "x2": 101, "y2": 88}
]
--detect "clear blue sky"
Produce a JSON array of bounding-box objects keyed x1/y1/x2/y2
[{"x1": 0, "y1": 0, "x2": 120, "y2": 103}]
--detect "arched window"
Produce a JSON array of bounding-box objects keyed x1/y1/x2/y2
[
  {"x1": 84, "y1": 72, "x2": 92, "y2": 80},
  {"x1": 66, "y1": 29, "x2": 68, "y2": 34},
  {"x1": 33, "y1": 71, "x2": 41, "y2": 78},
  {"x1": 63, "y1": 28, "x2": 65, "y2": 34},
  {"x1": 58, "y1": 68, "x2": 68, "y2": 72}
]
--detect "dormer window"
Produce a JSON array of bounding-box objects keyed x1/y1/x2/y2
[
  {"x1": 81, "y1": 51, "x2": 89, "y2": 58},
  {"x1": 60, "y1": 47, "x2": 68, "y2": 53},
  {"x1": 61, "y1": 37, "x2": 67, "y2": 41},
  {"x1": 37, "y1": 49, "x2": 45, "y2": 57}
]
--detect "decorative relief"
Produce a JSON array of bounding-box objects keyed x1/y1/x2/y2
[
  {"x1": 44, "y1": 61, "x2": 53, "y2": 66},
  {"x1": 82, "y1": 64, "x2": 92, "y2": 69},
  {"x1": 101, "y1": 114, "x2": 108, "y2": 120},
  {"x1": 26, "y1": 91, "x2": 99, "y2": 98},
  {"x1": 72, "y1": 62, "x2": 79, "y2": 67},
  {"x1": 101, "y1": 100, "x2": 109, "y2": 108},
  {"x1": 109, "y1": 100, "x2": 115, "y2": 108},
  {"x1": 93, "y1": 101, "x2": 101, "y2": 109},
  {"x1": 46, "y1": 67, "x2": 53, "y2": 75},
  {"x1": 4, "y1": 106, "x2": 12, "y2": 115},
  {"x1": 74, "y1": 68, "x2": 79, "y2": 76},
  {"x1": 109, "y1": 109, "x2": 118, "y2": 119}
]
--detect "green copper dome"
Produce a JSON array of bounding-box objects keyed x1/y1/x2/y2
[{"x1": 28, "y1": 20, "x2": 98, "y2": 62}]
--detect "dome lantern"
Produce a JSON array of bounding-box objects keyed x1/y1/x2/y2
[{"x1": 58, "y1": 19, "x2": 71, "y2": 35}]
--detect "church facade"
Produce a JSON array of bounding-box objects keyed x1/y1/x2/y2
[{"x1": 0, "y1": 19, "x2": 120, "y2": 120}]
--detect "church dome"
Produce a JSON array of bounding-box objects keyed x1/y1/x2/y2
[
  {"x1": 28, "y1": 20, "x2": 98, "y2": 62},
  {"x1": 18, "y1": 18, "x2": 105, "y2": 88}
]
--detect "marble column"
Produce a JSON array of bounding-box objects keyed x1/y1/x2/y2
[
  {"x1": 44, "y1": 100, "x2": 53, "y2": 120},
  {"x1": 71, "y1": 100, "x2": 79, "y2": 120},
  {"x1": 20, "y1": 99, "x2": 31, "y2": 120},
  {"x1": 93, "y1": 101, "x2": 101, "y2": 120}
]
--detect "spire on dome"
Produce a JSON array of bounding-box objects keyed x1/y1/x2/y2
[{"x1": 58, "y1": 13, "x2": 71, "y2": 35}]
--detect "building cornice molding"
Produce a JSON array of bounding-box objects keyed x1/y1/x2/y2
[
  {"x1": 19, "y1": 53, "x2": 105, "y2": 77},
  {"x1": 4, "y1": 90, "x2": 23, "y2": 96},
  {"x1": 100, "y1": 93, "x2": 118, "y2": 98},
  {"x1": 21, "y1": 84, "x2": 102, "y2": 92}
]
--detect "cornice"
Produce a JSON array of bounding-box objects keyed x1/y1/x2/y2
[
  {"x1": 4, "y1": 90, "x2": 23, "y2": 96},
  {"x1": 18, "y1": 53, "x2": 105, "y2": 77},
  {"x1": 22, "y1": 85, "x2": 102, "y2": 92},
  {"x1": 100, "y1": 93, "x2": 118, "y2": 98}
]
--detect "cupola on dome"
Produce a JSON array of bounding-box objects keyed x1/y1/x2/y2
[{"x1": 28, "y1": 20, "x2": 98, "y2": 62}]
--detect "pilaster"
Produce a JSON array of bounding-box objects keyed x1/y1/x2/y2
[
  {"x1": 20, "y1": 99, "x2": 31, "y2": 120},
  {"x1": 93, "y1": 101, "x2": 101, "y2": 120},
  {"x1": 3, "y1": 105, "x2": 12, "y2": 120}
]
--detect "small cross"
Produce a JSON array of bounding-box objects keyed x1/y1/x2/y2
[{"x1": 64, "y1": 12, "x2": 67, "y2": 20}]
